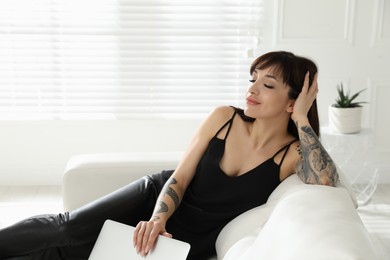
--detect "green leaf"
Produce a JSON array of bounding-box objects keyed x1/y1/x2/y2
[{"x1": 334, "y1": 82, "x2": 367, "y2": 108}]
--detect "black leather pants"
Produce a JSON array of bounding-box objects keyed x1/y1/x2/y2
[{"x1": 0, "y1": 170, "x2": 173, "y2": 260}]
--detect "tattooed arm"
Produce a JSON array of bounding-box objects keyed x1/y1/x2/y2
[
  {"x1": 296, "y1": 123, "x2": 339, "y2": 186},
  {"x1": 292, "y1": 72, "x2": 339, "y2": 186},
  {"x1": 133, "y1": 106, "x2": 237, "y2": 256},
  {"x1": 133, "y1": 176, "x2": 185, "y2": 256},
  {"x1": 150, "y1": 177, "x2": 182, "y2": 223}
]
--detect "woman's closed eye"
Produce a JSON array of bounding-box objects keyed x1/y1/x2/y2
[{"x1": 249, "y1": 80, "x2": 274, "y2": 89}]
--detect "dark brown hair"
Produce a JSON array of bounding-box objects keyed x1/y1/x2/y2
[{"x1": 250, "y1": 51, "x2": 320, "y2": 137}]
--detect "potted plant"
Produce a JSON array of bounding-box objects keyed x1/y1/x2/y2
[{"x1": 328, "y1": 83, "x2": 366, "y2": 134}]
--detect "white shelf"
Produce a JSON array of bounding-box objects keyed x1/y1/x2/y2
[{"x1": 320, "y1": 126, "x2": 378, "y2": 206}]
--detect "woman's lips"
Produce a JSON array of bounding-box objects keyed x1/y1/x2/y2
[{"x1": 246, "y1": 97, "x2": 260, "y2": 105}]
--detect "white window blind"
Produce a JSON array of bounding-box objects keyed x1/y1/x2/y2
[{"x1": 0, "y1": 0, "x2": 264, "y2": 120}]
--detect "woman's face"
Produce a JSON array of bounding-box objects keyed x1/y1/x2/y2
[{"x1": 244, "y1": 66, "x2": 293, "y2": 119}]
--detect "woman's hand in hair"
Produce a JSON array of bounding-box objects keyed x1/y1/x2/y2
[
  {"x1": 291, "y1": 72, "x2": 339, "y2": 186},
  {"x1": 291, "y1": 71, "x2": 318, "y2": 125}
]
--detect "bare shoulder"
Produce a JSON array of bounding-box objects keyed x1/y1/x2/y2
[
  {"x1": 209, "y1": 105, "x2": 236, "y2": 120},
  {"x1": 200, "y1": 106, "x2": 236, "y2": 134},
  {"x1": 183, "y1": 105, "x2": 236, "y2": 149},
  {"x1": 172, "y1": 106, "x2": 236, "y2": 186}
]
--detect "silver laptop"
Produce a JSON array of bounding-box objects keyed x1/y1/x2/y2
[{"x1": 88, "y1": 220, "x2": 190, "y2": 260}]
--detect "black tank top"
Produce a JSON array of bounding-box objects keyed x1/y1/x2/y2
[{"x1": 166, "y1": 107, "x2": 297, "y2": 259}]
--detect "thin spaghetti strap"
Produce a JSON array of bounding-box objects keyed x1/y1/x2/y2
[
  {"x1": 214, "y1": 110, "x2": 237, "y2": 140},
  {"x1": 223, "y1": 111, "x2": 236, "y2": 140},
  {"x1": 273, "y1": 139, "x2": 298, "y2": 166}
]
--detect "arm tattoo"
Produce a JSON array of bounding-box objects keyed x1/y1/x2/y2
[
  {"x1": 165, "y1": 178, "x2": 180, "y2": 210},
  {"x1": 150, "y1": 216, "x2": 160, "y2": 221},
  {"x1": 296, "y1": 125, "x2": 339, "y2": 186},
  {"x1": 155, "y1": 177, "x2": 181, "y2": 215},
  {"x1": 156, "y1": 201, "x2": 168, "y2": 214}
]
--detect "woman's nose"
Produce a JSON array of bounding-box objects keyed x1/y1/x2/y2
[{"x1": 248, "y1": 84, "x2": 258, "y2": 95}]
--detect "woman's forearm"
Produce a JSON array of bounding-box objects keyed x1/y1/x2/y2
[
  {"x1": 150, "y1": 177, "x2": 182, "y2": 224},
  {"x1": 295, "y1": 120, "x2": 339, "y2": 186}
]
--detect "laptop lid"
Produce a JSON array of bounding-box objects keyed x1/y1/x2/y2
[{"x1": 88, "y1": 220, "x2": 190, "y2": 260}]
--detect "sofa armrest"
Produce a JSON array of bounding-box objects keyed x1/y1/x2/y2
[
  {"x1": 221, "y1": 175, "x2": 378, "y2": 260},
  {"x1": 63, "y1": 152, "x2": 181, "y2": 211},
  {"x1": 216, "y1": 166, "x2": 359, "y2": 259}
]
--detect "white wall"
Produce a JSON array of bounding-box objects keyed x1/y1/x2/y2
[
  {"x1": 0, "y1": 120, "x2": 199, "y2": 185},
  {"x1": 261, "y1": 0, "x2": 390, "y2": 182},
  {"x1": 0, "y1": 0, "x2": 389, "y2": 185}
]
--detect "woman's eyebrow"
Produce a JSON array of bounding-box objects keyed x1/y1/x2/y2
[
  {"x1": 265, "y1": 74, "x2": 278, "y2": 81},
  {"x1": 253, "y1": 68, "x2": 279, "y2": 81}
]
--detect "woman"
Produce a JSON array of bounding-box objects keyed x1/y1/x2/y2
[{"x1": 0, "y1": 51, "x2": 338, "y2": 260}]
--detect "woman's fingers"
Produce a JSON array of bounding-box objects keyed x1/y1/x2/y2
[
  {"x1": 291, "y1": 72, "x2": 319, "y2": 122},
  {"x1": 133, "y1": 221, "x2": 168, "y2": 256},
  {"x1": 141, "y1": 223, "x2": 157, "y2": 256},
  {"x1": 134, "y1": 221, "x2": 146, "y2": 254},
  {"x1": 302, "y1": 71, "x2": 310, "y2": 92},
  {"x1": 140, "y1": 222, "x2": 152, "y2": 255},
  {"x1": 309, "y1": 73, "x2": 319, "y2": 96},
  {"x1": 161, "y1": 231, "x2": 173, "y2": 238},
  {"x1": 302, "y1": 71, "x2": 318, "y2": 101}
]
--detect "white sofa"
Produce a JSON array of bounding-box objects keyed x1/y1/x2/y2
[{"x1": 63, "y1": 153, "x2": 379, "y2": 260}]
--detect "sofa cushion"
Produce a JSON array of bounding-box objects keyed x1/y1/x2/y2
[
  {"x1": 216, "y1": 172, "x2": 360, "y2": 259},
  {"x1": 63, "y1": 153, "x2": 180, "y2": 211},
  {"x1": 267, "y1": 167, "x2": 358, "y2": 207},
  {"x1": 215, "y1": 174, "x2": 301, "y2": 258},
  {"x1": 222, "y1": 185, "x2": 377, "y2": 260},
  {"x1": 215, "y1": 202, "x2": 274, "y2": 259}
]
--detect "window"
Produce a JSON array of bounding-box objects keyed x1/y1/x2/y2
[{"x1": 0, "y1": 0, "x2": 264, "y2": 120}]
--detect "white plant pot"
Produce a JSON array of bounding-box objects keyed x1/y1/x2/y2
[{"x1": 328, "y1": 105, "x2": 363, "y2": 134}]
